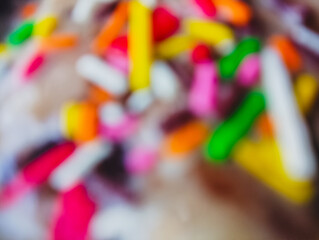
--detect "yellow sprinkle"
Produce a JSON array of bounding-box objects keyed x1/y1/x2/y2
[
  {"x1": 294, "y1": 73, "x2": 318, "y2": 114},
  {"x1": 0, "y1": 43, "x2": 7, "y2": 55},
  {"x1": 233, "y1": 138, "x2": 314, "y2": 204},
  {"x1": 129, "y1": 0, "x2": 152, "y2": 91},
  {"x1": 184, "y1": 18, "x2": 234, "y2": 47},
  {"x1": 61, "y1": 102, "x2": 81, "y2": 140},
  {"x1": 156, "y1": 35, "x2": 196, "y2": 59},
  {"x1": 33, "y1": 15, "x2": 58, "y2": 37}
]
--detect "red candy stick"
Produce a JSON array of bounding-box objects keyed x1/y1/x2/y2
[
  {"x1": 152, "y1": 6, "x2": 180, "y2": 42},
  {"x1": 0, "y1": 142, "x2": 76, "y2": 207}
]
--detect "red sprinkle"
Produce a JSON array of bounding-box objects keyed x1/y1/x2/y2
[
  {"x1": 152, "y1": 6, "x2": 180, "y2": 42},
  {"x1": 109, "y1": 35, "x2": 128, "y2": 55},
  {"x1": 191, "y1": 44, "x2": 211, "y2": 63},
  {"x1": 24, "y1": 53, "x2": 45, "y2": 79},
  {"x1": 194, "y1": 0, "x2": 217, "y2": 17},
  {"x1": 23, "y1": 142, "x2": 76, "y2": 184}
]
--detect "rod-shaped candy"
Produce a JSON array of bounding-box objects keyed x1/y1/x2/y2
[
  {"x1": 261, "y1": 48, "x2": 316, "y2": 181},
  {"x1": 204, "y1": 90, "x2": 266, "y2": 162},
  {"x1": 76, "y1": 54, "x2": 128, "y2": 96},
  {"x1": 189, "y1": 61, "x2": 218, "y2": 117},
  {"x1": 218, "y1": 37, "x2": 261, "y2": 81},
  {"x1": 50, "y1": 139, "x2": 112, "y2": 191},
  {"x1": 129, "y1": 0, "x2": 152, "y2": 91}
]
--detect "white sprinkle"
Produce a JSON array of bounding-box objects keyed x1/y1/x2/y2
[
  {"x1": 261, "y1": 48, "x2": 316, "y2": 180},
  {"x1": 50, "y1": 139, "x2": 112, "y2": 191},
  {"x1": 151, "y1": 61, "x2": 180, "y2": 102},
  {"x1": 76, "y1": 54, "x2": 128, "y2": 96}
]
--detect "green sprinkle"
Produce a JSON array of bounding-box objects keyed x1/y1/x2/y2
[
  {"x1": 8, "y1": 21, "x2": 34, "y2": 45},
  {"x1": 204, "y1": 90, "x2": 266, "y2": 163},
  {"x1": 219, "y1": 37, "x2": 261, "y2": 81}
]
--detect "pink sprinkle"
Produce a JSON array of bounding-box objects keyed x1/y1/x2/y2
[
  {"x1": 189, "y1": 61, "x2": 218, "y2": 117},
  {"x1": 237, "y1": 54, "x2": 260, "y2": 87},
  {"x1": 51, "y1": 184, "x2": 96, "y2": 240},
  {"x1": 191, "y1": 44, "x2": 211, "y2": 63},
  {"x1": 23, "y1": 53, "x2": 45, "y2": 79},
  {"x1": 194, "y1": 0, "x2": 217, "y2": 17},
  {"x1": 152, "y1": 6, "x2": 180, "y2": 42},
  {"x1": 105, "y1": 49, "x2": 129, "y2": 74},
  {"x1": 125, "y1": 147, "x2": 158, "y2": 174}
]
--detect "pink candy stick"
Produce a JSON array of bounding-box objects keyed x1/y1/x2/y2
[
  {"x1": 237, "y1": 54, "x2": 260, "y2": 87},
  {"x1": 51, "y1": 184, "x2": 96, "y2": 240},
  {"x1": 189, "y1": 61, "x2": 218, "y2": 117},
  {"x1": 23, "y1": 53, "x2": 45, "y2": 80},
  {"x1": 125, "y1": 147, "x2": 158, "y2": 174},
  {"x1": 0, "y1": 142, "x2": 76, "y2": 207}
]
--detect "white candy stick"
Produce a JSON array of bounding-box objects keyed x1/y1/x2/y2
[
  {"x1": 50, "y1": 139, "x2": 112, "y2": 191},
  {"x1": 99, "y1": 102, "x2": 125, "y2": 126},
  {"x1": 151, "y1": 61, "x2": 179, "y2": 102},
  {"x1": 76, "y1": 54, "x2": 128, "y2": 96},
  {"x1": 261, "y1": 48, "x2": 316, "y2": 181}
]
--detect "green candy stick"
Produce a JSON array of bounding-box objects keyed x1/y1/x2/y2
[
  {"x1": 204, "y1": 90, "x2": 266, "y2": 163},
  {"x1": 219, "y1": 37, "x2": 261, "y2": 81},
  {"x1": 8, "y1": 21, "x2": 34, "y2": 46}
]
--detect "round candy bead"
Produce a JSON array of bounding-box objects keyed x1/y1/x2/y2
[{"x1": 205, "y1": 90, "x2": 266, "y2": 162}]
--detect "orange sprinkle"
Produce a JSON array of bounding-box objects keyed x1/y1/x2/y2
[
  {"x1": 92, "y1": 1, "x2": 128, "y2": 56},
  {"x1": 40, "y1": 33, "x2": 78, "y2": 52},
  {"x1": 88, "y1": 85, "x2": 113, "y2": 106},
  {"x1": 74, "y1": 103, "x2": 98, "y2": 143},
  {"x1": 163, "y1": 121, "x2": 209, "y2": 156},
  {"x1": 270, "y1": 35, "x2": 302, "y2": 73},
  {"x1": 213, "y1": 0, "x2": 252, "y2": 27},
  {"x1": 21, "y1": 2, "x2": 37, "y2": 19},
  {"x1": 255, "y1": 113, "x2": 274, "y2": 138}
]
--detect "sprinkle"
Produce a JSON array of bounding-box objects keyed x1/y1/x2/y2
[
  {"x1": 189, "y1": 61, "x2": 218, "y2": 116},
  {"x1": 8, "y1": 21, "x2": 34, "y2": 45},
  {"x1": 205, "y1": 90, "x2": 266, "y2": 162},
  {"x1": 129, "y1": 0, "x2": 153, "y2": 90},
  {"x1": 269, "y1": 35, "x2": 302, "y2": 73},
  {"x1": 20, "y1": 2, "x2": 37, "y2": 19},
  {"x1": 185, "y1": 18, "x2": 234, "y2": 48},
  {"x1": 23, "y1": 53, "x2": 45, "y2": 79},
  {"x1": 33, "y1": 15, "x2": 58, "y2": 38},
  {"x1": 92, "y1": 1, "x2": 128, "y2": 55},
  {"x1": 156, "y1": 35, "x2": 195, "y2": 59},
  {"x1": 152, "y1": 6, "x2": 180, "y2": 42},
  {"x1": 76, "y1": 54, "x2": 128, "y2": 96},
  {"x1": 213, "y1": 0, "x2": 252, "y2": 27},
  {"x1": 261, "y1": 48, "x2": 316, "y2": 180},
  {"x1": 40, "y1": 33, "x2": 78, "y2": 52}
]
